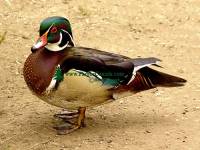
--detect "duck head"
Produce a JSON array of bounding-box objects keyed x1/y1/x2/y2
[{"x1": 31, "y1": 16, "x2": 75, "y2": 52}]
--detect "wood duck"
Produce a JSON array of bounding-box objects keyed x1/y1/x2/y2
[{"x1": 23, "y1": 16, "x2": 186, "y2": 134}]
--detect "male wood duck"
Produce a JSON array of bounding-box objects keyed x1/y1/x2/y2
[{"x1": 23, "y1": 16, "x2": 186, "y2": 134}]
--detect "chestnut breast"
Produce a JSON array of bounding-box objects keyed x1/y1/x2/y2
[{"x1": 23, "y1": 49, "x2": 65, "y2": 95}]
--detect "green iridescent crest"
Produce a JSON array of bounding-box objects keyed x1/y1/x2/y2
[{"x1": 39, "y1": 16, "x2": 72, "y2": 36}]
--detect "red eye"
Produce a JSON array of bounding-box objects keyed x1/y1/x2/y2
[{"x1": 51, "y1": 27, "x2": 57, "y2": 33}]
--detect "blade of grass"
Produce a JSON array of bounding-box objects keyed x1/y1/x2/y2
[{"x1": 0, "y1": 31, "x2": 7, "y2": 45}]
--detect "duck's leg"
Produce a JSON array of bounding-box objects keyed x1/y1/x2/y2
[
  {"x1": 77, "y1": 107, "x2": 86, "y2": 127},
  {"x1": 54, "y1": 107, "x2": 86, "y2": 135}
]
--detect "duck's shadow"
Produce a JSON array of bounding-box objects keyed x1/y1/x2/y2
[
  {"x1": 86, "y1": 112, "x2": 172, "y2": 131},
  {"x1": 30, "y1": 110, "x2": 174, "y2": 136}
]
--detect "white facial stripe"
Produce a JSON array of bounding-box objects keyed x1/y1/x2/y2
[
  {"x1": 61, "y1": 29, "x2": 75, "y2": 46},
  {"x1": 45, "y1": 32, "x2": 69, "y2": 51},
  {"x1": 32, "y1": 24, "x2": 53, "y2": 49},
  {"x1": 47, "y1": 24, "x2": 54, "y2": 32},
  {"x1": 45, "y1": 29, "x2": 74, "y2": 51}
]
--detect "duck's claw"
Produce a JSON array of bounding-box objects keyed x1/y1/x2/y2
[
  {"x1": 54, "y1": 124, "x2": 80, "y2": 135},
  {"x1": 53, "y1": 107, "x2": 86, "y2": 135}
]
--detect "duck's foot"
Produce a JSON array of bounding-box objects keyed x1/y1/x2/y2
[
  {"x1": 53, "y1": 107, "x2": 86, "y2": 135},
  {"x1": 54, "y1": 110, "x2": 79, "y2": 123},
  {"x1": 53, "y1": 123, "x2": 80, "y2": 135}
]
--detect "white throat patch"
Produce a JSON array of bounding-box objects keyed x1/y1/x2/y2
[{"x1": 45, "y1": 32, "x2": 69, "y2": 51}]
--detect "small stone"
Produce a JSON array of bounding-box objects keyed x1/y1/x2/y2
[
  {"x1": 145, "y1": 130, "x2": 151, "y2": 133},
  {"x1": 119, "y1": 100, "x2": 124, "y2": 104},
  {"x1": 22, "y1": 35, "x2": 29, "y2": 39},
  {"x1": 165, "y1": 131, "x2": 170, "y2": 135},
  {"x1": 178, "y1": 69, "x2": 184, "y2": 73},
  {"x1": 100, "y1": 115, "x2": 106, "y2": 120},
  {"x1": 7, "y1": 95, "x2": 13, "y2": 98},
  {"x1": 181, "y1": 117, "x2": 188, "y2": 120},
  {"x1": 155, "y1": 92, "x2": 161, "y2": 96},
  {"x1": 15, "y1": 71, "x2": 19, "y2": 75},
  {"x1": 15, "y1": 60, "x2": 21, "y2": 64},
  {"x1": 107, "y1": 140, "x2": 112, "y2": 143},
  {"x1": 182, "y1": 109, "x2": 189, "y2": 115},
  {"x1": 85, "y1": 19, "x2": 89, "y2": 23}
]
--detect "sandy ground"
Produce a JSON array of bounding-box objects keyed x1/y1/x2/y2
[{"x1": 0, "y1": 0, "x2": 200, "y2": 149}]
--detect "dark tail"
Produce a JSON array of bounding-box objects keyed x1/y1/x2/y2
[{"x1": 130, "y1": 67, "x2": 186, "y2": 91}]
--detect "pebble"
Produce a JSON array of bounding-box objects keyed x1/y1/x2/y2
[
  {"x1": 181, "y1": 117, "x2": 188, "y2": 120},
  {"x1": 107, "y1": 139, "x2": 112, "y2": 143},
  {"x1": 155, "y1": 92, "x2": 161, "y2": 96},
  {"x1": 119, "y1": 100, "x2": 124, "y2": 104},
  {"x1": 7, "y1": 95, "x2": 13, "y2": 98},
  {"x1": 145, "y1": 130, "x2": 151, "y2": 133},
  {"x1": 182, "y1": 109, "x2": 189, "y2": 115},
  {"x1": 165, "y1": 131, "x2": 170, "y2": 135},
  {"x1": 15, "y1": 71, "x2": 19, "y2": 75},
  {"x1": 178, "y1": 69, "x2": 184, "y2": 73}
]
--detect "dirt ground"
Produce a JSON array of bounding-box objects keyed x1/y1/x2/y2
[{"x1": 0, "y1": 0, "x2": 200, "y2": 149}]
